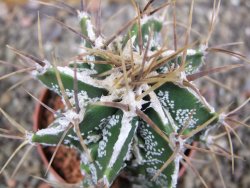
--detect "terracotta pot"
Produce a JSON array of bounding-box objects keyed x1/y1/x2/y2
[
  {"x1": 33, "y1": 89, "x2": 195, "y2": 187},
  {"x1": 33, "y1": 89, "x2": 84, "y2": 185}
]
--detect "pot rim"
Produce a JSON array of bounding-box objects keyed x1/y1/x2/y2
[{"x1": 33, "y1": 89, "x2": 67, "y2": 183}]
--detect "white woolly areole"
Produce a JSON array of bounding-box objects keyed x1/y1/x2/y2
[
  {"x1": 218, "y1": 113, "x2": 226, "y2": 124},
  {"x1": 199, "y1": 44, "x2": 208, "y2": 54},
  {"x1": 108, "y1": 112, "x2": 134, "y2": 168},
  {"x1": 32, "y1": 60, "x2": 51, "y2": 75},
  {"x1": 95, "y1": 36, "x2": 104, "y2": 48},
  {"x1": 77, "y1": 10, "x2": 89, "y2": 20},
  {"x1": 26, "y1": 131, "x2": 35, "y2": 145},
  {"x1": 169, "y1": 133, "x2": 185, "y2": 152},
  {"x1": 122, "y1": 90, "x2": 143, "y2": 114},
  {"x1": 64, "y1": 109, "x2": 80, "y2": 121},
  {"x1": 180, "y1": 71, "x2": 187, "y2": 81}
]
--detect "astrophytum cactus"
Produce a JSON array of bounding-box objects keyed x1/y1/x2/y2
[{"x1": 1, "y1": 1, "x2": 246, "y2": 188}]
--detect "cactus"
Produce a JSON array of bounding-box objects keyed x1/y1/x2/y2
[
  {"x1": 0, "y1": 1, "x2": 249, "y2": 188},
  {"x1": 30, "y1": 7, "x2": 217, "y2": 188}
]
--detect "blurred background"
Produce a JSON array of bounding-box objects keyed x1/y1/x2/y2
[{"x1": 0, "y1": 0, "x2": 249, "y2": 187}]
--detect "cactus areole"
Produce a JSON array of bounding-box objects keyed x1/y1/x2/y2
[{"x1": 28, "y1": 8, "x2": 221, "y2": 188}]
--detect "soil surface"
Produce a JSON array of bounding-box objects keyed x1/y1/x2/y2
[{"x1": 0, "y1": 0, "x2": 249, "y2": 188}]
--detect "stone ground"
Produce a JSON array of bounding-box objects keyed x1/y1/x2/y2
[{"x1": 0, "y1": 0, "x2": 249, "y2": 187}]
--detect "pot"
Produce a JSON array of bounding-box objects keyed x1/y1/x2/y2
[
  {"x1": 33, "y1": 89, "x2": 195, "y2": 187},
  {"x1": 33, "y1": 89, "x2": 84, "y2": 185}
]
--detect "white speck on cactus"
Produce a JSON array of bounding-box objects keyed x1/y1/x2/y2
[
  {"x1": 89, "y1": 163, "x2": 98, "y2": 184},
  {"x1": 95, "y1": 160, "x2": 103, "y2": 170},
  {"x1": 86, "y1": 135, "x2": 101, "y2": 144},
  {"x1": 158, "y1": 90, "x2": 175, "y2": 112},
  {"x1": 146, "y1": 167, "x2": 168, "y2": 186},
  {"x1": 139, "y1": 123, "x2": 165, "y2": 160},
  {"x1": 81, "y1": 152, "x2": 89, "y2": 164},
  {"x1": 98, "y1": 115, "x2": 120, "y2": 158},
  {"x1": 175, "y1": 109, "x2": 198, "y2": 129},
  {"x1": 51, "y1": 83, "x2": 60, "y2": 93},
  {"x1": 67, "y1": 134, "x2": 80, "y2": 141}
]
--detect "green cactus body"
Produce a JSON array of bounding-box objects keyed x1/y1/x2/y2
[
  {"x1": 122, "y1": 17, "x2": 163, "y2": 49},
  {"x1": 157, "y1": 50, "x2": 205, "y2": 75},
  {"x1": 156, "y1": 82, "x2": 217, "y2": 134},
  {"x1": 37, "y1": 68, "x2": 108, "y2": 98},
  {"x1": 29, "y1": 10, "x2": 222, "y2": 188},
  {"x1": 125, "y1": 108, "x2": 176, "y2": 188}
]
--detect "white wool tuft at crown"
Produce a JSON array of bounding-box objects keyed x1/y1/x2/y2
[{"x1": 122, "y1": 90, "x2": 140, "y2": 114}]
